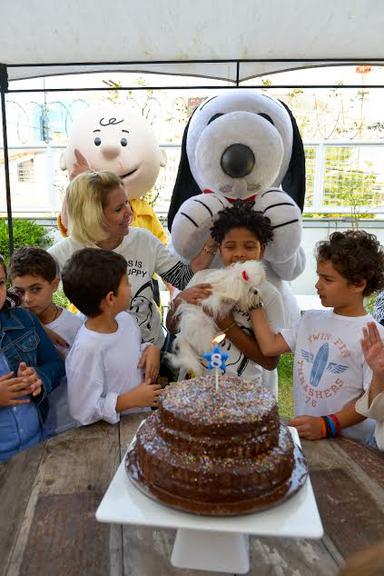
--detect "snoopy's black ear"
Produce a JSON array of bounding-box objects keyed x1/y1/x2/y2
[
  {"x1": 278, "y1": 100, "x2": 306, "y2": 212},
  {"x1": 167, "y1": 114, "x2": 202, "y2": 231}
]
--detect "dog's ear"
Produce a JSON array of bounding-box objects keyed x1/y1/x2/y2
[
  {"x1": 279, "y1": 100, "x2": 306, "y2": 212},
  {"x1": 167, "y1": 112, "x2": 202, "y2": 231}
]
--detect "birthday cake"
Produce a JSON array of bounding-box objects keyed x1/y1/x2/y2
[{"x1": 126, "y1": 374, "x2": 307, "y2": 515}]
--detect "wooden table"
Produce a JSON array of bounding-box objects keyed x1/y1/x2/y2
[{"x1": 1, "y1": 414, "x2": 384, "y2": 576}]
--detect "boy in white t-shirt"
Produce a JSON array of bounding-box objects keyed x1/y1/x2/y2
[
  {"x1": 9, "y1": 247, "x2": 82, "y2": 436},
  {"x1": 62, "y1": 248, "x2": 161, "y2": 426},
  {"x1": 250, "y1": 230, "x2": 384, "y2": 445}
]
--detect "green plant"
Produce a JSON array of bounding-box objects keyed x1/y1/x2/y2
[
  {"x1": 53, "y1": 289, "x2": 70, "y2": 309},
  {"x1": 277, "y1": 353, "x2": 294, "y2": 419},
  {"x1": 0, "y1": 219, "x2": 53, "y2": 263}
]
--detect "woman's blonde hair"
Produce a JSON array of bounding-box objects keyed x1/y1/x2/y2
[{"x1": 66, "y1": 171, "x2": 125, "y2": 245}]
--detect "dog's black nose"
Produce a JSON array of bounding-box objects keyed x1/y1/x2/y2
[{"x1": 221, "y1": 144, "x2": 255, "y2": 178}]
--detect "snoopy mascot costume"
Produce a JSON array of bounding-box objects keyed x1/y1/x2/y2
[
  {"x1": 59, "y1": 103, "x2": 168, "y2": 243},
  {"x1": 168, "y1": 89, "x2": 306, "y2": 328}
]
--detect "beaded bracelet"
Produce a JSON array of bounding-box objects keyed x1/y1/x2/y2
[{"x1": 321, "y1": 414, "x2": 341, "y2": 438}]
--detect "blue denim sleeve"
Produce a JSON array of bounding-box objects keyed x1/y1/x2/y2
[{"x1": 29, "y1": 312, "x2": 65, "y2": 404}]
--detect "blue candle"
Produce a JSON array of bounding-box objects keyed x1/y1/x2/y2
[{"x1": 203, "y1": 342, "x2": 228, "y2": 391}]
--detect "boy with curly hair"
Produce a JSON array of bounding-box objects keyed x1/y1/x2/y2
[{"x1": 251, "y1": 230, "x2": 384, "y2": 444}]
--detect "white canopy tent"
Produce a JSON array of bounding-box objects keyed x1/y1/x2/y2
[
  {"x1": 1, "y1": 0, "x2": 384, "y2": 83},
  {"x1": 1, "y1": 0, "x2": 384, "y2": 247}
]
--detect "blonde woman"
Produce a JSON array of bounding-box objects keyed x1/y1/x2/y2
[{"x1": 49, "y1": 171, "x2": 216, "y2": 349}]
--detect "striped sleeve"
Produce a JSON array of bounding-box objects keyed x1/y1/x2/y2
[{"x1": 160, "y1": 261, "x2": 194, "y2": 289}]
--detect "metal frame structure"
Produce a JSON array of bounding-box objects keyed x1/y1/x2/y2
[{"x1": 2, "y1": 58, "x2": 384, "y2": 252}]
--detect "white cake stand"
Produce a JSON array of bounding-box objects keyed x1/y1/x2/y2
[{"x1": 96, "y1": 428, "x2": 323, "y2": 574}]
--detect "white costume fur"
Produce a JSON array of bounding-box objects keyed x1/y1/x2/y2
[
  {"x1": 170, "y1": 260, "x2": 265, "y2": 376},
  {"x1": 168, "y1": 90, "x2": 307, "y2": 326}
]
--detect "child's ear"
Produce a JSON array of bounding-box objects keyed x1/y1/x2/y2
[
  {"x1": 260, "y1": 245, "x2": 266, "y2": 259},
  {"x1": 105, "y1": 290, "x2": 116, "y2": 307},
  {"x1": 353, "y1": 279, "x2": 367, "y2": 294},
  {"x1": 99, "y1": 291, "x2": 115, "y2": 312},
  {"x1": 52, "y1": 277, "x2": 60, "y2": 292}
]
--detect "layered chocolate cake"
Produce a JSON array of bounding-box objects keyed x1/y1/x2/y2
[{"x1": 126, "y1": 374, "x2": 307, "y2": 515}]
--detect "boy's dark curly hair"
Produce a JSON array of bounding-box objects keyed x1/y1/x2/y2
[
  {"x1": 316, "y1": 230, "x2": 384, "y2": 296},
  {"x1": 210, "y1": 200, "x2": 274, "y2": 246}
]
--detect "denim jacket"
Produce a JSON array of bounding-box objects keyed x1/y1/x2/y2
[{"x1": 0, "y1": 307, "x2": 65, "y2": 461}]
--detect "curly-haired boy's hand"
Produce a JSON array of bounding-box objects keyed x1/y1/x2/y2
[
  {"x1": 289, "y1": 415, "x2": 324, "y2": 440},
  {"x1": 138, "y1": 345, "x2": 160, "y2": 383}
]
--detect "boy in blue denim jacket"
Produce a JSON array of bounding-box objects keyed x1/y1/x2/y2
[{"x1": 0, "y1": 257, "x2": 64, "y2": 461}]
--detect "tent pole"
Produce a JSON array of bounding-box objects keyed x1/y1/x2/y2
[{"x1": 0, "y1": 65, "x2": 14, "y2": 254}]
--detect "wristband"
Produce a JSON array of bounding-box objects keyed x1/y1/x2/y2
[
  {"x1": 320, "y1": 417, "x2": 327, "y2": 439},
  {"x1": 321, "y1": 415, "x2": 339, "y2": 438},
  {"x1": 329, "y1": 413, "x2": 341, "y2": 435}
]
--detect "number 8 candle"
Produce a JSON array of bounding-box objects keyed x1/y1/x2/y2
[{"x1": 203, "y1": 334, "x2": 228, "y2": 392}]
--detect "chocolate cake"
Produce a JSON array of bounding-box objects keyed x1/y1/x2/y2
[{"x1": 126, "y1": 374, "x2": 307, "y2": 515}]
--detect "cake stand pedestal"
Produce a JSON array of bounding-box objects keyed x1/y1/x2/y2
[
  {"x1": 171, "y1": 528, "x2": 249, "y2": 573},
  {"x1": 96, "y1": 428, "x2": 323, "y2": 574}
]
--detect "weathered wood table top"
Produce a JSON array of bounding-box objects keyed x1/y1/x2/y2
[{"x1": 1, "y1": 414, "x2": 384, "y2": 576}]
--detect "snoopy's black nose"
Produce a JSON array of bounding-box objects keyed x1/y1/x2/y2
[{"x1": 220, "y1": 144, "x2": 255, "y2": 178}]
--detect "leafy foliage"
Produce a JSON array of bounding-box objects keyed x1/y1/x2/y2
[
  {"x1": 0, "y1": 219, "x2": 53, "y2": 263},
  {"x1": 53, "y1": 289, "x2": 70, "y2": 309}
]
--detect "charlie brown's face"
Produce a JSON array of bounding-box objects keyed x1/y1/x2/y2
[{"x1": 219, "y1": 227, "x2": 264, "y2": 267}]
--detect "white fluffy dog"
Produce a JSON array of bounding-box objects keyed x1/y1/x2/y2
[{"x1": 170, "y1": 260, "x2": 266, "y2": 376}]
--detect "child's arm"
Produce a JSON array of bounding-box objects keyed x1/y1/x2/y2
[
  {"x1": 115, "y1": 379, "x2": 163, "y2": 412},
  {"x1": 138, "y1": 345, "x2": 161, "y2": 383},
  {"x1": 249, "y1": 307, "x2": 291, "y2": 356},
  {"x1": 289, "y1": 402, "x2": 366, "y2": 441},
  {"x1": 44, "y1": 326, "x2": 70, "y2": 353},
  {"x1": 215, "y1": 312, "x2": 279, "y2": 370}
]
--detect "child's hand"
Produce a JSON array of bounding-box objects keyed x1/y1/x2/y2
[
  {"x1": 0, "y1": 372, "x2": 31, "y2": 406},
  {"x1": 289, "y1": 415, "x2": 324, "y2": 440},
  {"x1": 130, "y1": 378, "x2": 163, "y2": 408},
  {"x1": 17, "y1": 362, "x2": 42, "y2": 397},
  {"x1": 138, "y1": 345, "x2": 161, "y2": 383},
  {"x1": 361, "y1": 322, "x2": 384, "y2": 378},
  {"x1": 178, "y1": 284, "x2": 212, "y2": 306}
]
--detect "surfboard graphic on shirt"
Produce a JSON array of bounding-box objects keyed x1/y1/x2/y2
[{"x1": 301, "y1": 343, "x2": 348, "y2": 387}]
